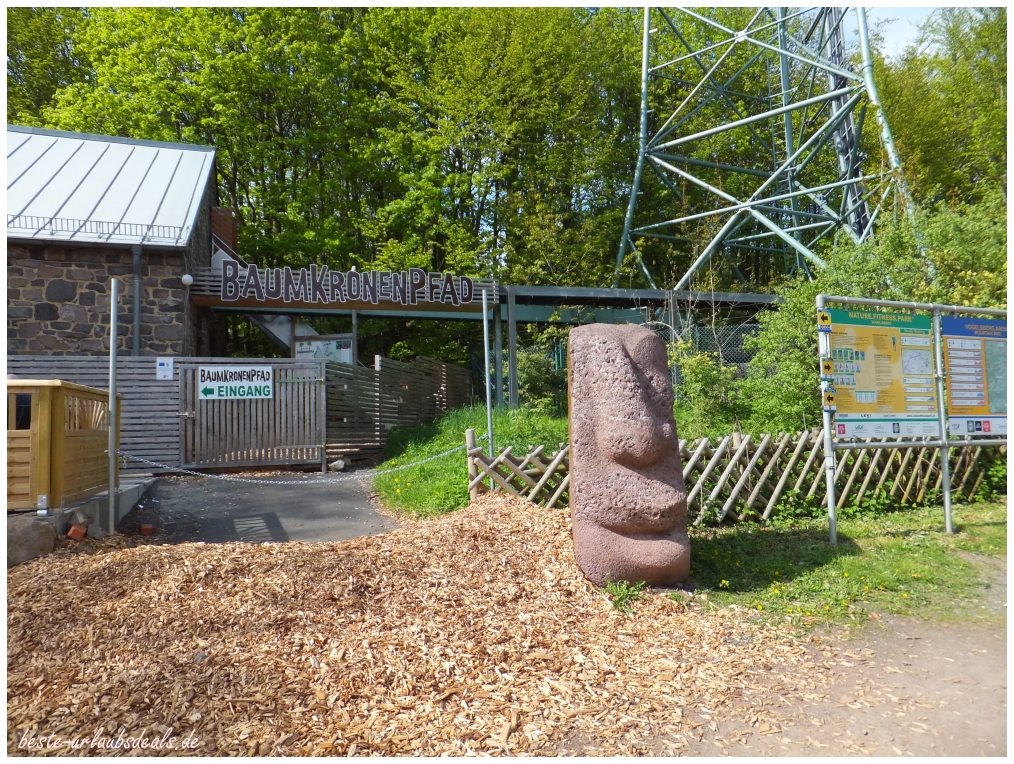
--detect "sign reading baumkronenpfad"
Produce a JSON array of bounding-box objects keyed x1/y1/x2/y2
[
  {"x1": 822, "y1": 308, "x2": 940, "y2": 438},
  {"x1": 220, "y1": 262, "x2": 477, "y2": 308},
  {"x1": 942, "y1": 315, "x2": 1007, "y2": 436},
  {"x1": 198, "y1": 365, "x2": 274, "y2": 400}
]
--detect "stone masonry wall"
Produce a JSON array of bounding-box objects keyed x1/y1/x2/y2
[
  {"x1": 8, "y1": 174, "x2": 218, "y2": 357},
  {"x1": 7, "y1": 244, "x2": 196, "y2": 356}
]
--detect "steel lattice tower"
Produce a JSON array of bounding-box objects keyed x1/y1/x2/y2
[{"x1": 615, "y1": 7, "x2": 913, "y2": 289}]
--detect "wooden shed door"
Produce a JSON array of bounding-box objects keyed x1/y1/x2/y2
[
  {"x1": 7, "y1": 390, "x2": 40, "y2": 509},
  {"x1": 178, "y1": 361, "x2": 325, "y2": 470}
]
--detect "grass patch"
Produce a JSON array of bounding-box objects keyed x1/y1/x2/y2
[
  {"x1": 605, "y1": 579, "x2": 647, "y2": 613},
  {"x1": 688, "y1": 499, "x2": 1007, "y2": 627},
  {"x1": 373, "y1": 404, "x2": 568, "y2": 517}
]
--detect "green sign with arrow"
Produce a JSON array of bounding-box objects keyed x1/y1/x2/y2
[{"x1": 197, "y1": 365, "x2": 274, "y2": 400}]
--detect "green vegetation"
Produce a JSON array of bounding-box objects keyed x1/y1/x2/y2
[
  {"x1": 373, "y1": 405, "x2": 568, "y2": 517},
  {"x1": 669, "y1": 339, "x2": 741, "y2": 440},
  {"x1": 605, "y1": 579, "x2": 648, "y2": 614},
  {"x1": 670, "y1": 191, "x2": 1008, "y2": 438},
  {"x1": 878, "y1": 7, "x2": 1006, "y2": 206},
  {"x1": 687, "y1": 500, "x2": 1007, "y2": 627},
  {"x1": 8, "y1": 8, "x2": 1004, "y2": 365}
]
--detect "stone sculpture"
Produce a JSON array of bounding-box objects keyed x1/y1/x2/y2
[{"x1": 568, "y1": 323, "x2": 690, "y2": 586}]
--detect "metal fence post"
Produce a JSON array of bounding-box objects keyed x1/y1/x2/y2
[
  {"x1": 932, "y1": 308, "x2": 953, "y2": 532},
  {"x1": 482, "y1": 289, "x2": 494, "y2": 456},
  {"x1": 507, "y1": 286, "x2": 518, "y2": 409},
  {"x1": 817, "y1": 294, "x2": 838, "y2": 544},
  {"x1": 320, "y1": 360, "x2": 328, "y2": 474},
  {"x1": 108, "y1": 278, "x2": 119, "y2": 533},
  {"x1": 466, "y1": 428, "x2": 479, "y2": 501}
]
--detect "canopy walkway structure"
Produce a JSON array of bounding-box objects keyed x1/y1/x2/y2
[{"x1": 616, "y1": 7, "x2": 912, "y2": 290}]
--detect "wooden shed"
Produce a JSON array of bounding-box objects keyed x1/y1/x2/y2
[{"x1": 6, "y1": 380, "x2": 120, "y2": 511}]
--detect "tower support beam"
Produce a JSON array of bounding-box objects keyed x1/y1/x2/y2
[{"x1": 619, "y1": 8, "x2": 909, "y2": 291}]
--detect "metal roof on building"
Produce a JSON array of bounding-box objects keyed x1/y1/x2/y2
[{"x1": 6, "y1": 125, "x2": 215, "y2": 249}]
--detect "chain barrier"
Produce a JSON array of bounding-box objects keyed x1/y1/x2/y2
[{"x1": 115, "y1": 440, "x2": 474, "y2": 485}]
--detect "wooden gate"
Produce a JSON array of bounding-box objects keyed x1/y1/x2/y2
[{"x1": 179, "y1": 360, "x2": 326, "y2": 470}]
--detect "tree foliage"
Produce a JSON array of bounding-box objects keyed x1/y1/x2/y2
[
  {"x1": 878, "y1": 7, "x2": 1006, "y2": 204},
  {"x1": 6, "y1": 7, "x2": 1006, "y2": 399},
  {"x1": 6, "y1": 7, "x2": 89, "y2": 125}
]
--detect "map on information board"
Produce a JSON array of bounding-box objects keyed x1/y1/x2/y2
[
  {"x1": 902, "y1": 348, "x2": 933, "y2": 376},
  {"x1": 820, "y1": 308, "x2": 940, "y2": 438},
  {"x1": 941, "y1": 316, "x2": 1007, "y2": 435}
]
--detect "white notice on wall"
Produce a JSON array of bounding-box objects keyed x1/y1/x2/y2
[{"x1": 156, "y1": 357, "x2": 174, "y2": 380}]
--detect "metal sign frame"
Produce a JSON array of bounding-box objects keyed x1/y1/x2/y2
[{"x1": 816, "y1": 294, "x2": 1007, "y2": 543}]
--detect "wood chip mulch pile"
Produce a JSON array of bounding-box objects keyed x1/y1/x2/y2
[{"x1": 8, "y1": 493, "x2": 833, "y2": 756}]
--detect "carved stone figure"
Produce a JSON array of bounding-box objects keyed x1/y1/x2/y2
[{"x1": 568, "y1": 323, "x2": 691, "y2": 586}]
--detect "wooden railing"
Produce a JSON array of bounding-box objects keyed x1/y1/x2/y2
[
  {"x1": 466, "y1": 429, "x2": 570, "y2": 508},
  {"x1": 466, "y1": 429, "x2": 1006, "y2": 522}
]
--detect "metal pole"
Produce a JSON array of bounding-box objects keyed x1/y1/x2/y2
[
  {"x1": 481, "y1": 289, "x2": 494, "y2": 456},
  {"x1": 507, "y1": 286, "x2": 518, "y2": 409},
  {"x1": 494, "y1": 306, "x2": 504, "y2": 407},
  {"x1": 777, "y1": 7, "x2": 803, "y2": 264},
  {"x1": 820, "y1": 293, "x2": 1007, "y2": 318},
  {"x1": 131, "y1": 244, "x2": 141, "y2": 356},
  {"x1": 108, "y1": 278, "x2": 119, "y2": 534},
  {"x1": 932, "y1": 308, "x2": 953, "y2": 532},
  {"x1": 817, "y1": 294, "x2": 838, "y2": 544},
  {"x1": 350, "y1": 310, "x2": 358, "y2": 366},
  {"x1": 613, "y1": 7, "x2": 651, "y2": 286},
  {"x1": 856, "y1": 7, "x2": 917, "y2": 224}
]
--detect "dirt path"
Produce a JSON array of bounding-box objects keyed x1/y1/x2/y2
[{"x1": 677, "y1": 555, "x2": 1007, "y2": 757}]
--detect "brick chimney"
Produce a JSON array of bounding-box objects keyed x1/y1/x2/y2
[{"x1": 211, "y1": 207, "x2": 238, "y2": 253}]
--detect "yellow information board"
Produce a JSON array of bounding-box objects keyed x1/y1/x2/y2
[{"x1": 821, "y1": 308, "x2": 940, "y2": 438}]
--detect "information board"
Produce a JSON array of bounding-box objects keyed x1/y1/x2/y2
[
  {"x1": 197, "y1": 365, "x2": 274, "y2": 400},
  {"x1": 821, "y1": 308, "x2": 940, "y2": 438},
  {"x1": 941, "y1": 316, "x2": 1007, "y2": 436},
  {"x1": 295, "y1": 338, "x2": 353, "y2": 365}
]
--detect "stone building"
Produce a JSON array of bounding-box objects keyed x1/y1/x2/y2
[{"x1": 7, "y1": 125, "x2": 236, "y2": 357}]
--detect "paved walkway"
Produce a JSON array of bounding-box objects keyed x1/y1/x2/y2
[{"x1": 119, "y1": 471, "x2": 399, "y2": 544}]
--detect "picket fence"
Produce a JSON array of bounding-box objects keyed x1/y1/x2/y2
[{"x1": 466, "y1": 428, "x2": 1005, "y2": 523}]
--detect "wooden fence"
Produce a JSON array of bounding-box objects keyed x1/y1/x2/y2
[
  {"x1": 326, "y1": 356, "x2": 472, "y2": 459},
  {"x1": 179, "y1": 360, "x2": 326, "y2": 470},
  {"x1": 466, "y1": 429, "x2": 1006, "y2": 522},
  {"x1": 8, "y1": 354, "x2": 472, "y2": 473},
  {"x1": 467, "y1": 430, "x2": 571, "y2": 508},
  {"x1": 8, "y1": 356, "x2": 180, "y2": 473}
]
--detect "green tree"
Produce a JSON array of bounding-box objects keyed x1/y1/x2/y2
[
  {"x1": 6, "y1": 7, "x2": 89, "y2": 124},
  {"x1": 42, "y1": 7, "x2": 401, "y2": 271},
  {"x1": 369, "y1": 7, "x2": 641, "y2": 286},
  {"x1": 878, "y1": 7, "x2": 1006, "y2": 204},
  {"x1": 738, "y1": 196, "x2": 1006, "y2": 435},
  {"x1": 670, "y1": 340, "x2": 743, "y2": 440}
]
